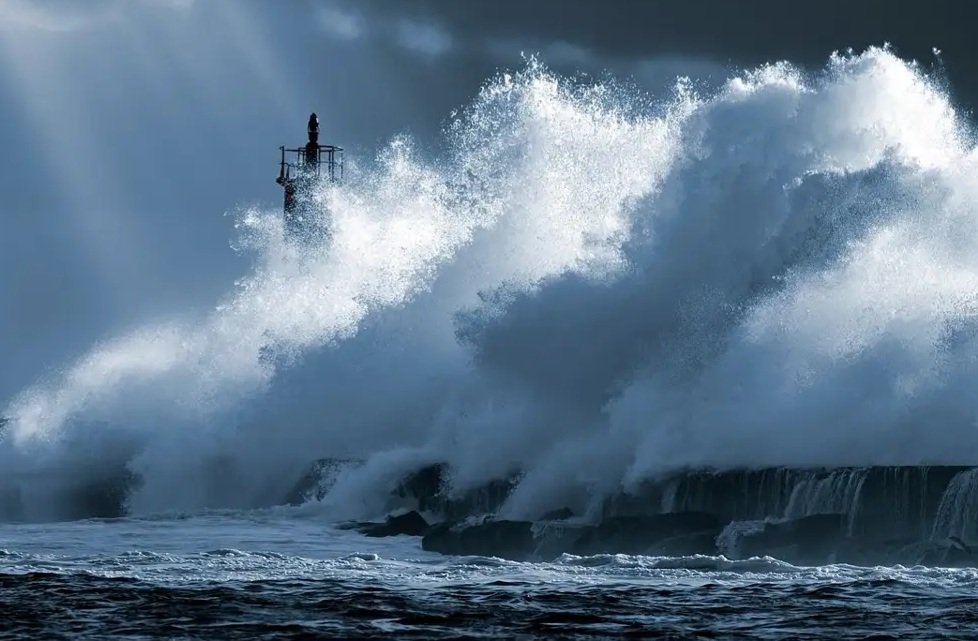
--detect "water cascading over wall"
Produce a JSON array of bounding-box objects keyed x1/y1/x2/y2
[
  {"x1": 602, "y1": 466, "x2": 974, "y2": 542},
  {"x1": 931, "y1": 468, "x2": 978, "y2": 543}
]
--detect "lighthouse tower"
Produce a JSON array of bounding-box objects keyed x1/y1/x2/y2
[{"x1": 276, "y1": 113, "x2": 343, "y2": 236}]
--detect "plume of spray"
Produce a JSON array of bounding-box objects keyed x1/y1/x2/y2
[
  {"x1": 0, "y1": 58, "x2": 684, "y2": 517},
  {"x1": 4, "y1": 48, "x2": 978, "y2": 521}
]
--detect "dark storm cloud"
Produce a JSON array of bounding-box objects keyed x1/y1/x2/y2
[
  {"x1": 329, "y1": 0, "x2": 978, "y2": 107},
  {"x1": 334, "y1": 0, "x2": 969, "y2": 61}
]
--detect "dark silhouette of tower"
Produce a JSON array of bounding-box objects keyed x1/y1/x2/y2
[{"x1": 277, "y1": 112, "x2": 343, "y2": 237}]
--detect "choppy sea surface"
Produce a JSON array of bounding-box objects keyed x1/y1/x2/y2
[{"x1": 0, "y1": 510, "x2": 976, "y2": 639}]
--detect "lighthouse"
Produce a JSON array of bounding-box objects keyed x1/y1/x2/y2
[{"x1": 276, "y1": 113, "x2": 343, "y2": 236}]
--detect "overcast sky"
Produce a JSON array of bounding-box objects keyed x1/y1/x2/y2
[{"x1": 1, "y1": 0, "x2": 975, "y2": 400}]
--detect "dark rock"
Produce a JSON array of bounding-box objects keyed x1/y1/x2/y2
[
  {"x1": 422, "y1": 520, "x2": 534, "y2": 560},
  {"x1": 603, "y1": 466, "x2": 972, "y2": 543},
  {"x1": 942, "y1": 546, "x2": 978, "y2": 567},
  {"x1": 918, "y1": 539, "x2": 978, "y2": 568},
  {"x1": 572, "y1": 512, "x2": 724, "y2": 556},
  {"x1": 646, "y1": 530, "x2": 721, "y2": 557},
  {"x1": 396, "y1": 464, "x2": 445, "y2": 513},
  {"x1": 283, "y1": 458, "x2": 360, "y2": 505},
  {"x1": 445, "y1": 477, "x2": 518, "y2": 519},
  {"x1": 949, "y1": 535, "x2": 973, "y2": 555},
  {"x1": 739, "y1": 514, "x2": 847, "y2": 564},
  {"x1": 421, "y1": 521, "x2": 456, "y2": 550},
  {"x1": 831, "y1": 537, "x2": 899, "y2": 566},
  {"x1": 376, "y1": 463, "x2": 978, "y2": 567},
  {"x1": 539, "y1": 507, "x2": 575, "y2": 521},
  {"x1": 361, "y1": 511, "x2": 430, "y2": 537},
  {"x1": 395, "y1": 464, "x2": 520, "y2": 520},
  {"x1": 63, "y1": 470, "x2": 140, "y2": 520},
  {"x1": 531, "y1": 522, "x2": 592, "y2": 560}
]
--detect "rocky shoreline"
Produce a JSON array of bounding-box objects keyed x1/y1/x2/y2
[
  {"x1": 305, "y1": 462, "x2": 978, "y2": 567},
  {"x1": 3, "y1": 456, "x2": 977, "y2": 567}
]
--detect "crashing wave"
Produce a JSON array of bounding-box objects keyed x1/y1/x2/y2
[{"x1": 2, "y1": 48, "x2": 978, "y2": 531}]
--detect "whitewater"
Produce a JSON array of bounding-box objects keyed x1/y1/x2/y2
[{"x1": 1, "y1": 510, "x2": 977, "y2": 639}]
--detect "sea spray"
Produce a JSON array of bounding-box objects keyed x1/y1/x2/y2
[{"x1": 3, "y1": 48, "x2": 978, "y2": 521}]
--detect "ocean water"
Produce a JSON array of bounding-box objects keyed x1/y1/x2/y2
[{"x1": 2, "y1": 511, "x2": 977, "y2": 640}]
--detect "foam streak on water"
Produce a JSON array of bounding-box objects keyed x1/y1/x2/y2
[{"x1": 0, "y1": 513, "x2": 977, "y2": 639}]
